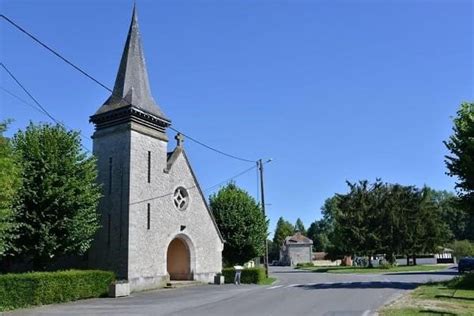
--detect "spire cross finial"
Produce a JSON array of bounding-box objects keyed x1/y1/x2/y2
[{"x1": 175, "y1": 133, "x2": 184, "y2": 148}]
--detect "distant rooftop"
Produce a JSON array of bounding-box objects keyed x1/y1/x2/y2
[{"x1": 284, "y1": 232, "x2": 313, "y2": 245}]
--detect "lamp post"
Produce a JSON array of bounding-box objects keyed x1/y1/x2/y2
[{"x1": 258, "y1": 158, "x2": 272, "y2": 278}]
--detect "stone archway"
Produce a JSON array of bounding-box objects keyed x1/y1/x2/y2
[{"x1": 167, "y1": 238, "x2": 192, "y2": 280}]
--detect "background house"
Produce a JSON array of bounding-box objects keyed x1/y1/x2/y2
[{"x1": 279, "y1": 232, "x2": 313, "y2": 266}]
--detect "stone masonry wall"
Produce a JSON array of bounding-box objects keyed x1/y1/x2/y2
[
  {"x1": 127, "y1": 130, "x2": 223, "y2": 291},
  {"x1": 88, "y1": 125, "x2": 131, "y2": 279}
]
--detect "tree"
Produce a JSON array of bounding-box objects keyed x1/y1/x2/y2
[
  {"x1": 330, "y1": 181, "x2": 448, "y2": 266},
  {"x1": 0, "y1": 121, "x2": 21, "y2": 257},
  {"x1": 10, "y1": 123, "x2": 101, "y2": 270},
  {"x1": 312, "y1": 196, "x2": 340, "y2": 252},
  {"x1": 395, "y1": 186, "x2": 448, "y2": 265},
  {"x1": 210, "y1": 182, "x2": 267, "y2": 266},
  {"x1": 429, "y1": 189, "x2": 473, "y2": 241},
  {"x1": 449, "y1": 240, "x2": 474, "y2": 260},
  {"x1": 273, "y1": 217, "x2": 294, "y2": 248},
  {"x1": 333, "y1": 180, "x2": 385, "y2": 267},
  {"x1": 307, "y1": 220, "x2": 332, "y2": 252},
  {"x1": 271, "y1": 217, "x2": 294, "y2": 261},
  {"x1": 294, "y1": 218, "x2": 306, "y2": 235},
  {"x1": 444, "y1": 102, "x2": 474, "y2": 212}
]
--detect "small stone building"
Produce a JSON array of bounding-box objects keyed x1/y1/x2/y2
[
  {"x1": 88, "y1": 6, "x2": 224, "y2": 292},
  {"x1": 279, "y1": 232, "x2": 313, "y2": 266}
]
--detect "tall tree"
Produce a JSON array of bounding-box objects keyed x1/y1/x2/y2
[
  {"x1": 0, "y1": 121, "x2": 21, "y2": 257},
  {"x1": 334, "y1": 180, "x2": 384, "y2": 266},
  {"x1": 272, "y1": 217, "x2": 294, "y2": 248},
  {"x1": 444, "y1": 102, "x2": 474, "y2": 213},
  {"x1": 310, "y1": 196, "x2": 339, "y2": 253},
  {"x1": 429, "y1": 189, "x2": 473, "y2": 241},
  {"x1": 294, "y1": 218, "x2": 306, "y2": 235},
  {"x1": 210, "y1": 182, "x2": 267, "y2": 266},
  {"x1": 11, "y1": 123, "x2": 101, "y2": 270}
]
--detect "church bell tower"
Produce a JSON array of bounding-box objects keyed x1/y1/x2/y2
[{"x1": 88, "y1": 5, "x2": 170, "y2": 279}]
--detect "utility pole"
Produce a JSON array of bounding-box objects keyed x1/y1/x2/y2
[{"x1": 258, "y1": 159, "x2": 270, "y2": 278}]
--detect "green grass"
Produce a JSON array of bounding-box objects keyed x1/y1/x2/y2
[
  {"x1": 258, "y1": 277, "x2": 277, "y2": 285},
  {"x1": 299, "y1": 264, "x2": 448, "y2": 274},
  {"x1": 380, "y1": 274, "x2": 474, "y2": 316}
]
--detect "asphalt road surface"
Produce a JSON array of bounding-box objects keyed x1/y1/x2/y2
[{"x1": 5, "y1": 266, "x2": 457, "y2": 316}]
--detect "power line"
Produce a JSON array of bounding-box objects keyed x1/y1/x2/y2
[
  {"x1": 1, "y1": 62, "x2": 92, "y2": 153},
  {"x1": 168, "y1": 126, "x2": 255, "y2": 163},
  {"x1": 1, "y1": 14, "x2": 257, "y2": 164},
  {"x1": 0, "y1": 86, "x2": 47, "y2": 116},
  {"x1": 0, "y1": 14, "x2": 112, "y2": 93},
  {"x1": 1, "y1": 62, "x2": 59, "y2": 124},
  {"x1": 129, "y1": 164, "x2": 258, "y2": 206}
]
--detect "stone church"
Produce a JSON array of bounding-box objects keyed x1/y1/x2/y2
[{"x1": 88, "y1": 6, "x2": 224, "y2": 292}]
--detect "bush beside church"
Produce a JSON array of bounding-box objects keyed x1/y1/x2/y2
[{"x1": 0, "y1": 270, "x2": 115, "y2": 311}]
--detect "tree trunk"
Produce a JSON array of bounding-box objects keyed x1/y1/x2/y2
[
  {"x1": 406, "y1": 255, "x2": 410, "y2": 266},
  {"x1": 412, "y1": 254, "x2": 417, "y2": 266}
]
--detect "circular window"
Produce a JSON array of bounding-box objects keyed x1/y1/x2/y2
[{"x1": 173, "y1": 187, "x2": 189, "y2": 211}]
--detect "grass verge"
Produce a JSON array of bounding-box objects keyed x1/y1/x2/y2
[
  {"x1": 380, "y1": 273, "x2": 474, "y2": 316},
  {"x1": 298, "y1": 264, "x2": 449, "y2": 274}
]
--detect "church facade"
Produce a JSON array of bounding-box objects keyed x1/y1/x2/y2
[{"x1": 88, "y1": 6, "x2": 224, "y2": 292}]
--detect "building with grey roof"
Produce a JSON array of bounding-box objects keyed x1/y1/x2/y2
[
  {"x1": 88, "y1": 5, "x2": 224, "y2": 292},
  {"x1": 279, "y1": 232, "x2": 313, "y2": 266}
]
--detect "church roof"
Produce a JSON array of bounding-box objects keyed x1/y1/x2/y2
[
  {"x1": 94, "y1": 5, "x2": 168, "y2": 122},
  {"x1": 284, "y1": 232, "x2": 313, "y2": 245}
]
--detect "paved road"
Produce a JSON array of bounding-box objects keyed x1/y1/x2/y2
[{"x1": 5, "y1": 266, "x2": 457, "y2": 316}]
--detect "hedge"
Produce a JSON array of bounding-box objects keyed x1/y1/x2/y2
[
  {"x1": 221, "y1": 267, "x2": 266, "y2": 284},
  {"x1": 0, "y1": 269, "x2": 115, "y2": 311}
]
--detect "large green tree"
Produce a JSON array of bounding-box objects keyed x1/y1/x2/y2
[
  {"x1": 309, "y1": 196, "x2": 339, "y2": 252},
  {"x1": 269, "y1": 217, "x2": 294, "y2": 261},
  {"x1": 210, "y1": 182, "x2": 267, "y2": 266},
  {"x1": 0, "y1": 121, "x2": 21, "y2": 257},
  {"x1": 429, "y1": 189, "x2": 473, "y2": 241},
  {"x1": 334, "y1": 180, "x2": 384, "y2": 266},
  {"x1": 330, "y1": 181, "x2": 448, "y2": 266},
  {"x1": 272, "y1": 217, "x2": 294, "y2": 248},
  {"x1": 11, "y1": 123, "x2": 101, "y2": 270},
  {"x1": 294, "y1": 218, "x2": 306, "y2": 235},
  {"x1": 444, "y1": 102, "x2": 474, "y2": 213}
]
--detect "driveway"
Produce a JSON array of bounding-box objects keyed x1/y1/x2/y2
[{"x1": 5, "y1": 266, "x2": 458, "y2": 316}]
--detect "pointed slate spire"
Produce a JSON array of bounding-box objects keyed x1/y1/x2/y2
[{"x1": 94, "y1": 5, "x2": 168, "y2": 121}]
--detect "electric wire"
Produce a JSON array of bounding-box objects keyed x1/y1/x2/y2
[
  {"x1": 1, "y1": 14, "x2": 257, "y2": 163},
  {"x1": 1, "y1": 63, "x2": 92, "y2": 153},
  {"x1": 129, "y1": 164, "x2": 258, "y2": 206},
  {"x1": 0, "y1": 86, "x2": 47, "y2": 116},
  {"x1": 1, "y1": 62, "x2": 59, "y2": 124}
]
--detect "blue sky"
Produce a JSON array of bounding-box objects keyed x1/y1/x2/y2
[{"x1": 1, "y1": 0, "x2": 472, "y2": 235}]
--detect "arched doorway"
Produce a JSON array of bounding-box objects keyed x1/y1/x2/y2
[{"x1": 167, "y1": 238, "x2": 192, "y2": 280}]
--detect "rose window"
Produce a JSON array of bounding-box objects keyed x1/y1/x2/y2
[{"x1": 173, "y1": 187, "x2": 189, "y2": 211}]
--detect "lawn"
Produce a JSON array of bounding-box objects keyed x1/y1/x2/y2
[
  {"x1": 380, "y1": 274, "x2": 474, "y2": 316},
  {"x1": 298, "y1": 264, "x2": 449, "y2": 274}
]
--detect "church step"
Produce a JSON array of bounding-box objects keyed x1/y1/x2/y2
[{"x1": 165, "y1": 280, "x2": 203, "y2": 289}]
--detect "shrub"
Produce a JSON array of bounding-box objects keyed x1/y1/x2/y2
[
  {"x1": 221, "y1": 267, "x2": 266, "y2": 284},
  {"x1": 0, "y1": 269, "x2": 115, "y2": 311},
  {"x1": 449, "y1": 240, "x2": 474, "y2": 259},
  {"x1": 448, "y1": 273, "x2": 474, "y2": 290}
]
